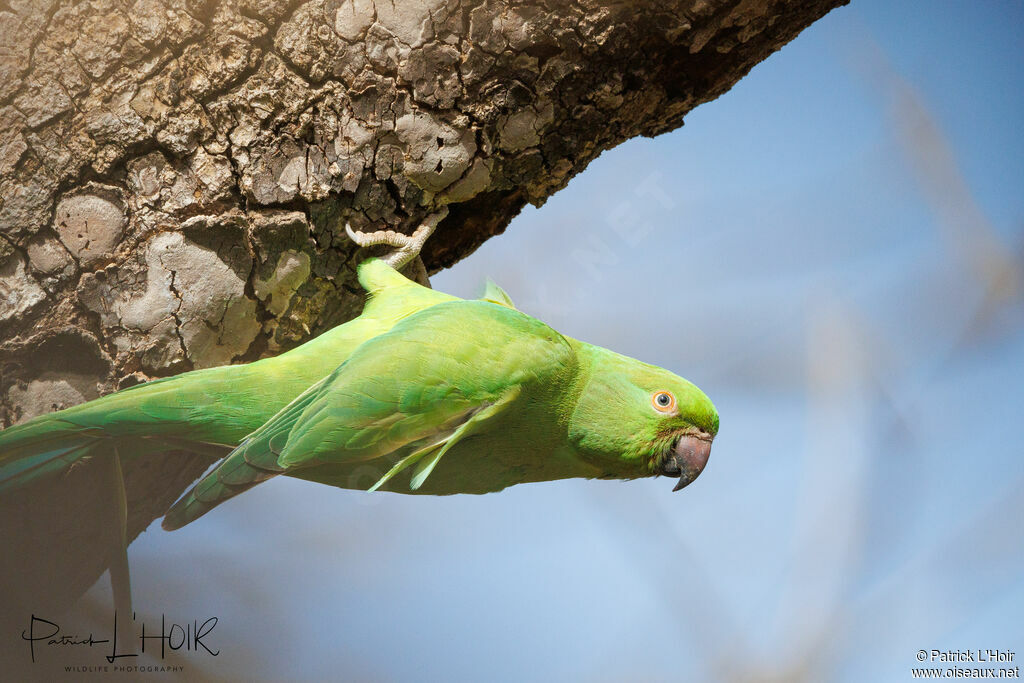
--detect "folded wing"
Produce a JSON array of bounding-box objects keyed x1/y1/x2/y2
[{"x1": 162, "y1": 300, "x2": 574, "y2": 530}]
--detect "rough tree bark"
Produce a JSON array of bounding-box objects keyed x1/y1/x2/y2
[{"x1": 0, "y1": 0, "x2": 846, "y2": 615}]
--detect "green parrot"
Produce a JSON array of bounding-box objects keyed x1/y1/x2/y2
[
  {"x1": 0, "y1": 256, "x2": 719, "y2": 530},
  {"x1": 163, "y1": 261, "x2": 719, "y2": 529}
]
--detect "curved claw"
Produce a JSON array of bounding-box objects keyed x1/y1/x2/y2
[{"x1": 345, "y1": 207, "x2": 449, "y2": 270}]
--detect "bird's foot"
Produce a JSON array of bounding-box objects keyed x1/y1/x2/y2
[{"x1": 345, "y1": 207, "x2": 449, "y2": 271}]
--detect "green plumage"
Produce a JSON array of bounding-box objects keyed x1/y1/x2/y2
[{"x1": 0, "y1": 259, "x2": 719, "y2": 533}]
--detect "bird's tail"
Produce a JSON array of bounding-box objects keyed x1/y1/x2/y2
[
  {"x1": 0, "y1": 415, "x2": 106, "y2": 493},
  {"x1": 0, "y1": 411, "x2": 135, "y2": 623}
]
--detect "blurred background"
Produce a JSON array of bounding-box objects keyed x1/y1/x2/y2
[{"x1": 68, "y1": 0, "x2": 1024, "y2": 680}]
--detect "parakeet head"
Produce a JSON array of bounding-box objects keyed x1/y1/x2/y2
[{"x1": 567, "y1": 344, "x2": 718, "y2": 491}]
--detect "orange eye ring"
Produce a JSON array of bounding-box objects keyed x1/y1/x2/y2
[{"x1": 651, "y1": 391, "x2": 676, "y2": 413}]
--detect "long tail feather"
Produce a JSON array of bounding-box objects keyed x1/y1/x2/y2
[{"x1": 0, "y1": 418, "x2": 102, "y2": 493}]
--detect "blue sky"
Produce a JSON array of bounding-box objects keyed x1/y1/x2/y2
[{"x1": 83, "y1": 1, "x2": 1024, "y2": 680}]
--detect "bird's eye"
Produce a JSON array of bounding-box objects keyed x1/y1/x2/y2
[{"x1": 652, "y1": 391, "x2": 676, "y2": 412}]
